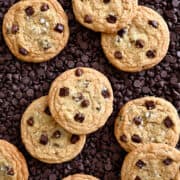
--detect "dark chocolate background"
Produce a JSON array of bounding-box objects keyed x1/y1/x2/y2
[{"x1": 0, "y1": 0, "x2": 179, "y2": 179}]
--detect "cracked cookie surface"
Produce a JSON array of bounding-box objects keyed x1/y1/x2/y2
[{"x1": 63, "y1": 174, "x2": 99, "y2": 180}]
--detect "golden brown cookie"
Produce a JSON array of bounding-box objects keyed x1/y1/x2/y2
[
  {"x1": 48, "y1": 67, "x2": 113, "y2": 135},
  {"x1": 72, "y1": 0, "x2": 137, "y2": 33},
  {"x1": 0, "y1": 140, "x2": 29, "y2": 180},
  {"x1": 101, "y1": 6, "x2": 170, "y2": 72},
  {"x1": 21, "y1": 96, "x2": 86, "y2": 164},
  {"x1": 2, "y1": 0, "x2": 69, "y2": 63},
  {"x1": 114, "y1": 96, "x2": 180, "y2": 152},
  {"x1": 121, "y1": 143, "x2": 180, "y2": 180},
  {"x1": 62, "y1": 174, "x2": 100, "y2": 180}
]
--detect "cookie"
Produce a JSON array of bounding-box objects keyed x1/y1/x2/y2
[
  {"x1": 63, "y1": 174, "x2": 99, "y2": 180},
  {"x1": 114, "y1": 96, "x2": 180, "y2": 152},
  {"x1": 0, "y1": 140, "x2": 29, "y2": 180},
  {"x1": 72, "y1": 0, "x2": 137, "y2": 33},
  {"x1": 21, "y1": 96, "x2": 86, "y2": 164},
  {"x1": 2, "y1": 0, "x2": 69, "y2": 63},
  {"x1": 101, "y1": 6, "x2": 170, "y2": 72},
  {"x1": 121, "y1": 143, "x2": 180, "y2": 180},
  {"x1": 48, "y1": 67, "x2": 113, "y2": 135}
]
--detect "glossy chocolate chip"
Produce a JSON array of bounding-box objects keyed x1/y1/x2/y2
[
  {"x1": 164, "y1": 116, "x2": 174, "y2": 128},
  {"x1": 54, "y1": 23, "x2": 64, "y2": 33},
  {"x1": 59, "y1": 87, "x2": 69, "y2": 97},
  {"x1": 27, "y1": 117, "x2": 34, "y2": 126},
  {"x1": 74, "y1": 113, "x2": 85, "y2": 123},
  {"x1": 71, "y1": 135, "x2": 80, "y2": 144},
  {"x1": 25, "y1": 6, "x2": 34, "y2": 16},
  {"x1": 75, "y1": 68, "x2": 83, "y2": 76},
  {"x1": 101, "y1": 88, "x2": 110, "y2": 98},
  {"x1": 52, "y1": 130, "x2": 61, "y2": 139},
  {"x1": 135, "y1": 40, "x2": 145, "y2": 48},
  {"x1": 120, "y1": 134, "x2": 128, "y2": 142},
  {"x1": 19, "y1": 47, "x2": 28, "y2": 56},
  {"x1": 11, "y1": 24, "x2": 19, "y2": 34},
  {"x1": 145, "y1": 101, "x2": 155, "y2": 110},
  {"x1": 135, "y1": 176, "x2": 141, "y2": 180},
  {"x1": 163, "y1": 158, "x2": 173, "y2": 165},
  {"x1": 81, "y1": 99, "x2": 90, "y2": 108},
  {"x1": 133, "y1": 116, "x2": 143, "y2": 126},
  {"x1": 146, "y1": 50, "x2": 156, "y2": 58},
  {"x1": 44, "y1": 107, "x2": 51, "y2": 116},
  {"x1": 40, "y1": 134, "x2": 48, "y2": 145},
  {"x1": 6, "y1": 167, "x2": 14, "y2": 176},
  {"x1": 103, "y1": 0, "x2": 110, "y2": 3},
  {"x1": 135, "y1": 160, "x2": 146, "y2": 168},
  {"x1": 148, "y1": 20, "x2": 159, "y2": 28},
  {"x1": 114, "y1": 51, "x2": 122, "y2": 59},
  {"x1": 41, "y1": 3, "x2": 49, "y2": 11},
  {"x1": 117, "y1": 28, "x2": 127, "y2": 37},
  {"x1": 106, "y1": 15, "x2": 117, "y2": 23},
  {"x1": 84, "y1": 15, "x2": 93, "y2": 23},
  {"x1": 131, "y1": 134, "x2": 142, "y2": 143}
]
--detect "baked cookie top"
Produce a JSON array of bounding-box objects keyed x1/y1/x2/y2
[
  {"x1": 63, "y1": 174, "x2": 99, "y2": 180},
  {"x1": 121, "y1": 143, "x2": 180, "y2": 180},
  {"x1": 21, "y1": 96, "x2": 86, "y2": 164},
  {"x1": 72, "y1": 0, "x2": 137, "y2": 33},
  {"x1": 114, "y1": 96, "x2": 180, "y2": 152},
  {"x1": 101, "y1": 6, "x2": 170, "y2": 72},
  {"x1": 0, "y1": 140, "x2": 29, "y2": 180},
  {"x1": 2, "y1": 0, "x2": 69, "y2": 63},
  {"x1": 48, "y1": 67, "x2": 113, "y2": 135}
]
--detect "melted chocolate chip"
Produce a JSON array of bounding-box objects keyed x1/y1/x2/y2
[
  {"x1": 135, "y1": 176, "x2": 141, "y2": 180},
  {"x1": 133, "y1": 116, "x2": 143, "y2": 126},
  {"x1": 59, "y1": 87, "x2": 69, "y2": 97},
  {"x1": 135, "y1": 39, "x2": 145, "y2": 48},
  {"x1": 75, "y1": 68, "x2": 84, "y2": 76},
  {"x1": 145, "y1": 101, "x2": 155, "y2": 110},
  {"x1": 6, "y1": 167, "x2": 14, "y2": 176},
  {"x1": 25, "y1": 6, "x2": 34, "y2": 16},
  {"x1": 44, "y1": 107, "x2": 51, "y2": 116},
  {"x1": 148, "y1": 20, "x2": 159, "y2": 28},
  {"x1": 54, "y1": 23, "x2": 64, "y2": 33},
  {"x1": 146, "y1": 50, "x2": 156, "y2": 58},
  {"x1": 41, "y1": 3, "x2": 49, "y2": 11},
  {"x1": 52, "y1": 130, "x2": 61, "y2": 139},
  {"x1": 84, "y1": 15, "x2": 93, "y2": 23},
  {"x1": 81, "y1": 99, "x2": 90, "y2": 108},
  {"x1": 101, "y1": 88, "x2": 110, "y2": 98},
  {"x1": 74, "y1": 113, "x2": 85, "y2": 123},
  {"x1": 11, "y1": 24, "x2": 19, "y2": 34},
  {"x1": 27, "y1": 117, "x2": 34, "y2": 126},
  {"x1": 163, "y1": 158, "x2": 173, "y2": 165},
  {"x1": 40, "y1": 134, "x2": 48, "y2": 145},
  {"x1": 106, "y1": 15, "x2": 117, "y2": 23},
  {"x1": 103, "y1": 0, "x2": 110, "y2": 3},
  {"x1": 135, "y1": 160, "x2": 146, "y2": 168},
  {"x1": 117, "y1": 28, "x2": 127, "y2": 37},
  {"x1": 164, "y1": 116, "x2": 174, "y2": 128},
  {"x1": 120, "y1": 134, "x2": 128, "y2": 142},
  {"x1": 19, "y1": 47, "x2": 28, "y2": 56},
  {"x1": 71, "y1": 135, "x2": 80, "y2": 144},
  {"x1": 131, "y1": 134, "x2": 142, "y2": 143},
  {"x1": 114, "y1": 51, "x2": 122, "y2": 59}
]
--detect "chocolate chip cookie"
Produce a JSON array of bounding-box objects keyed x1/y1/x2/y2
[
  {"x1": 101, "y1": 6, "x2": 170, "y2": 72},
  {"x1": 72, "y1": 0, "x2": 137, "y2": 33},
  {"x1": 63, "y1": 174, "x2": 100, "y2": 180},
  {"x1": 48, "y1": 67, "x2": 113, "y2": 135},
  {"x1": 121, "y1": 143, "x2": 180, "y2": 180},
  {"x1": 0, "y1": 140, "x2": 29, "y2": 180},
  {"x1": 21, "y1": 96, "x2": 86, "y2": 164},
  {"x1": 2, "y1": 0, "x2": 69, "y2": 63},
  {"x1": 114, "y1": 96, "x2": 180, "y2": 152}
]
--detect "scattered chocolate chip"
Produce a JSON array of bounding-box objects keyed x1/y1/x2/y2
[
  {"x1": 75, "y1": 68, "x2": 83, "y2": 76},
  {"x1": 135, "y1": 176, "x2": 141, "y2": 180},
  {"x1": 40, "y1": 134, "x2": 48, "y2": 145},
  {"x1": 131, "y1": 134, "x2": 142, "y2": 143},
  {"x1": 117, "y1": 28, "x2": 127, "y2": 37},
  {"x1": 101, "y1": 88, "x2": 110, "y2": 98},
  {"x1": 52, "y1": 130, "x2": 61, "y2": 139},
  {"x1": 70, "y1": 135, "x2": 80, "y2": 144},
  {"x1": 74, "y1": 113, "x2": 85, "y2": 123},
  {"x1": 19, "y1": 47, "x2": 28, "y2": 56},
  {"x1": 59, "y1": 87, "x2": 69, "y2": 97},
  {"x1": 163, "y1": 116, "x2": 174, "y2": 128},
  {"x1": 25, "y1": 6, "x2": 34, "y2": 16},
  {"x1": 84, "y1": 15, "x2": 93, "y2": 23},
  {"x1": 6, "y1": 167, "x2": 14, "y2": 176},
  {"x1": 27, "y1": 117, "x2": 34, "y2": 126},
  {"x1": 41, "y1": 3, "x2": 49, "y2": 11},
  {"x1": 11, "y1": 24, "x2": 19, "y2": 34},
  {"x1": 145, "y1": 101, "x2": 155, "y2": 110},
  {"x1": 54, "y1": 23, "x2": 64, "y2": 33},
  {"x1": 44, "y1": 107, "x2": 51, "y2": 116},
  {"x1": 106, "y1": 15, "x2": 117, "y2": 23},
  {"x1": 114, "y1": 51, "x2": 123, "y2": 59},
  {"x1": 135, "y1": 39, "x2": 145, "y2": 48},
  {"x1": 133, "y1": 116, "x2": 143, "y2": 125},
  {"x1": 148, "y1": 20, "x2": 159, "y2": 28},
  {"x1": 120, "y1": 134, "x2": 128, "y2": 142},
  {"x1": 135, "y1": 160, "x2": 146, "y2": 168},
  {"x1": 81, "y1": 99, "x2": 90, "y2": 108},
  {"x1": 103, "y1": 0, "x2": 110, "y2": 3},
  {"x1": 146, "y1": 50, "x2": 156, "y2": 58},
  {"x1": 163, "y1": 158, "x2": 173, "y2": 165}
]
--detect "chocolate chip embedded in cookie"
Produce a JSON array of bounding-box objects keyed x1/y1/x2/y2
[
  {"x1": 121, "y1": 143, "x2": 180, "y2": 180},
  {"x1": 114, "y1": 96, "x2": 180, "y2": 152},
  {"x1": 21, "y1": 96, "x2": 86, "y2": 164},
  {"x1": 0, "y1": 140, "x2": 29, "y2": 180},
  {"x1": 72, "y1": 0, "x2": 138, "y2": 33},
  {"x1": 2, "y1": 0, "x2": 69, "y2": 63},
  {"x1": 101, "y1": 6, "x2": 170, "y2": 72},
  {"x1": 62, "y1": 174, "x2": 100, "y2": 180},
  {"x1": 48, "y1": 67, "x2": 113, "y2": 135}
]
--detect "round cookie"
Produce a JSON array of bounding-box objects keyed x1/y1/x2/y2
[
  {"x1": 0, "y1": 140, "x2": 29, "y2": 180},
  {"x1": 114, "y1": 96, "x2": 180, "y2": 152},
  {"x1": 101, "y1": 6, "x2": 170, "y2": 72},
  {"x1": 121, "y1": 143, "x2": 180, "y2": 180},
  {"x1": 63, "y1": 174, "x2": 99, "y2": 180},
  {"x1": 72, "y1": 0, "x2": 137, "y2": 33},
  {"x1": 2, "y1": 0, "x2": 69, "y2": 63},
  {"x1": 48, "y1": 67, "x2": 113, "y2": 135},
  {"x1": 21, "y1": 96, "x2": 86, "y2": 164}
]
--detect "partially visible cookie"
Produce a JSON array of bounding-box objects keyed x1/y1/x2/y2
[
  {"x1": 48, "y1": 67, "x2": 113, "y2": 135},
  {"x1": 72, "y1": 0, "x2": 137, "y2": 33},
  {"x1": 2, "y1": 0, "x2": 69, "y2": 63},
  {"x1": 0, "y1": 140, "x2": 29, "y2": 180},
  {"x1": 63, "y1": 174, "x2": 100, "y2": 180},
  {"x1": 21, "y1": 96, "x2": 86, "y2": 164},
  {"x1": 121, "y1": 143, "x2": 180, "y2": 180},
  {"x1": 114, "y1": 96, "x2": 180, "y2": 152},
  {"x1": 101, "y1": 6, "x2": 170, "y2": 72}
]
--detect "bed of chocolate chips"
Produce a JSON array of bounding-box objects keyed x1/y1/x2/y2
[{"x1": 0, "y1": 0, "x2": 179, "y2": 179}]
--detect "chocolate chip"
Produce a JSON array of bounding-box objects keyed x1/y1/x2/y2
[
  {"x1": 135, "y1": 176, "x2": 141, "y2": 180},
  {"x1": 44, "y1": 106, "x2": 51, "y2": 116},
  {"x1": 74, "y1": 113, "x2": 85, "y2": 123},
  {"x1": 148, "y1": 20, "x2": 159, "y2": 28},
  {"x1": 163, "y1": 116, "x2": 174, "y2": 128},
  {"x1": 135, "y1": 40, "x2": 145, "y2": 48},
  {"x1": 81, "y1": 99, "x2": 90, "y2": 108},
  {"x1": 120, "y1": 134, "x2": 128, "y2": 142},
  {"x1": 114, "y1": 51, "x2": 122, "y2": 59},
  {"x1": 146, "y1": 50, "x2": 156, "y2": 58},
  {"x1": 40, "y1": 134, "x2": 48, "y2": 145},
  {"x1": 41, "y1": 3, "x2": 49, "y2": 11},
  {"x1": 101, "y1": 88, "x2": 110, "y2": 98},
  {"x1": 52, "y1": 130, "x2": 61, "y2": 139},
  {"x1": 54, "y1": 23, "x2": 64, "y2": 33},
  {"x1": 6, "y1": 167, "x2": 14, "y2": 176},
  {"x1": 84, "y1": 15, "x2": 93, "y2": 23},
  {"x1": 133, "y1": 116, "x2": 143, "y2": 125},
  {"x1": 25, "y1": 6, "x2": 34, "y2": 16},
  {"x1": 117, "y1": 28, "x2": 127, "y2": 37},
  {"x1": 75, "y1": 68, "x2": 83, "y2": 76},
  {"x1": 11, "y1": 24, "x2": 19, "y2": 34},
  {"x1": 106, "y1": 15, "x2": 117, "y2": 23},
  {"x1": 27, "y1": 117, "x2": 34, "y2": 126},
  {"x1": 131, "y1": 134, "x2": 142, "y2": 143},
  {"x1": 19, "y1": 47, "x2": 28, "y2": 56},
  {"x1": 59, "y1": 87, "x2": 69, "y2": 97},
  {"x1": 135, "y1": 160, "x2": 146, "y2": 168},
  {"x1": 72, "y1": 93, "x2": 84, "y2": 102},
  {"x1": 103, "y1": 0, "x2": 110, "y2": 3},
  {"x1": 70, "y1": 135, "x2": 80, "y2": 144},
  {"x1": 145, "y1": 101, "x2": 155, "y2": 110},
  {"x1": 163, "y1": 158, "x2": 173, "y2": 165}
]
